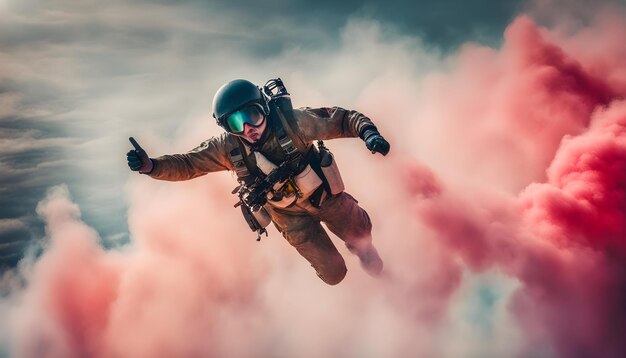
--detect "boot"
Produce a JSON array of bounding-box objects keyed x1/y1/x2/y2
[
  {"x1": 358, "y1": 245, "x2": 383, "y2": 276},
  {"x1": 347, "y1": 240, "x2": 383, "y2": 277}
]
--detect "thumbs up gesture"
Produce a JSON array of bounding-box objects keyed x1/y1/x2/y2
[{"x1": 127, "y1": 137, "x2": 154, "y2": 173}]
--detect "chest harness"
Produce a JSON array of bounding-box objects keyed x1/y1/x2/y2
[{"x1": 230, "y1": 79, "x2": 332, "y2": 241}]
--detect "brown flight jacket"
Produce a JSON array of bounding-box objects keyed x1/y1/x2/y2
[{"x1": 147, "y1": 107, "x2": 376, "y2": 182}]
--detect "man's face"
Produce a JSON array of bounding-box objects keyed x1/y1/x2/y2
[
  {"x1": 224, "y1": 105, "x2": 268, "y2": 143},
  {"x1": 240, "y1": 115, "x2": 267, "y2": 143}
]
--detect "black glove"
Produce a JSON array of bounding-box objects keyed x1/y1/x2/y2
[
  {"x1": 127, "y1": 137, "x2": 154, "y2": 173},
  {"x1": 362, "y1": 128, "x2": 390, "y2": 156}
]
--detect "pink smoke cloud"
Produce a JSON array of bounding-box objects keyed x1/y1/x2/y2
[
  {"x1": 4, "y1": 6, "x2": 626, "y2": 358},
  {"x1": 399, "y1": 14, "x2": 618, "y2": 194},
  {"x1": 10, "y1": 182, "x2": 269, "y2": 358},
  {"x1": 406, "y1": 13, "x2": 626, "y2": 358}
]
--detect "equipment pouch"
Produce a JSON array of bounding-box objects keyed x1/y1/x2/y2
[
  {"x1": 241, "y1": 204, "x2": 271, "y2": 232},
  {"x1": 318, "y1": 144, "x2": 345, "y2": 195},
  {"x1": 295, "y1": 164, "x2": 323, "y2": 199},
  {"x1": 252, "y1": 206, "x2": 271, "y2": 228},
  {"x1": 267, "y1": 188, "x2": 297, "y2": 208}
]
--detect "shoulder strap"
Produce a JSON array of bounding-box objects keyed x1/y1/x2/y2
[
  {"x1": 272, "y1": 98, "x2": 308, "y2": 152},
  {"x1": 230, "y1": 137, "x2": 258, "y2": 182},
  {"x1": 272, "y1": 111, "x2": 299, "y2": 158}
]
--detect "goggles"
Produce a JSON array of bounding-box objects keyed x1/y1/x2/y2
[{"x1": 223, "y1": 105, "x2": 265, "y2": 134}]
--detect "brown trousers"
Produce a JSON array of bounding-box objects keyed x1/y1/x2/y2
[{"x1": 266, "y1": 192, "x2": 373, "y2": 285}]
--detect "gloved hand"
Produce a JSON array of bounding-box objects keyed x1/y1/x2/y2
[
  {"x1": 362, "y1": 129, "x2": 390, "y2": 156},
  {"x1": 127, "y1": 137, "x2": 154, "y2": 173}
]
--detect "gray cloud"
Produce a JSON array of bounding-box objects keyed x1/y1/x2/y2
[
  {"x1": 151, "y1": 0, "x2": 526, "y2": 49},
  {"x1": 0, "y1": 218, "x2": 30, "y2": 269},
  {"x1": 0, "y1": 219, "x2": 26, "y2": 234},
  {"x1": 0, "y1": 134, "x2": 73, "y2": 155}
]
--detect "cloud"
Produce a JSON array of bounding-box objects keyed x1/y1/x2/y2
[
  {"x1": 3, "y1": 181, "x2": 512, "y2": 357},
  {"x1": 1, "y1": 0, "x2": 626, "y2": 357},
  {"x1": 0, "y1": 135, "x2": 73, "y2": 155},
  {"x1": 0, "y1": 218, "x2": 29, "y2": 266},
  {"x1": 0, "y1": 219, "x2": 26, "y2": 235},
  {"x1": 404, "y1": 12, "x2": 626, "y2": 357},
  {"x1": 0, "y1": 91, "x2": 22, "y2": 119}
]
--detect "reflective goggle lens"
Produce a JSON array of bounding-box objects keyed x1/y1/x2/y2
[{"x1": 225, "y1": 106, "x2": 264, "y2": 133}]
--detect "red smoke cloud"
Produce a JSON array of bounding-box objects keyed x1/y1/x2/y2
[
  {"x1": 5, "y1": 8, "x2": 626, "y2": 358},
  {"x1": 407, "y1": 13, "x2": 626, "y2": 358},
  {"x1": 515, "y1": 101, "x2": 626, "y2": 357}
]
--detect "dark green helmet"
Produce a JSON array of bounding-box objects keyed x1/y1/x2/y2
[{"x1": 212, "y1": 79, "x2": 270, "y2": 132}]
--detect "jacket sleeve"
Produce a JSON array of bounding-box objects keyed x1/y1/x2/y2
[
  {"x1": 147, "y1": 134, "x2": 235, "y2": 181},
  {"x1": 293, "y1": 107, "x2": 378, "y2": 142}
]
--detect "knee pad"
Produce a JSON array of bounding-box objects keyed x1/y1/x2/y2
[
  {"x1": 317, "y1": 264, "x2": 347, "y2": 285},
  {"x1": 315, "y1": 255, "x2": 347, "y2": 285}
]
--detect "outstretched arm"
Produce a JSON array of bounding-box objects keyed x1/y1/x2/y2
[
  {"x1": 294, "y1": 107, "x2": 390, "y2": 155},
  {"x1": 127, "y1": 134, "x2": 235, "y2": 182}
]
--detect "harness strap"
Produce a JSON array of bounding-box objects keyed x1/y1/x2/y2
[
  {"x1": 230, "y1": 137, "x2": 258, "y2": 183},
  {"x1": 230, "y1": 148, "x2": 248, "y2": 178},
  {"x1": 272, "y1": 112, "x2": 301, "y2": 163},
  {"x1": 306, "y1": 142, "x2": 331, "y2": 196},
  {"x1": 273, "y1": 98, "x2": 307, "y2": 152}
]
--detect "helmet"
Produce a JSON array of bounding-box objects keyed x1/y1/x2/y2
[{"x1": 212, "y1": 79, "x2": 270, "y2": 132}]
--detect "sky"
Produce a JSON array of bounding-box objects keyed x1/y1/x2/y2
[
  {"x1": 0, "y1": 0, "x2": 526, "y2": 267},
  {"x1": 2, "y1": 0, "x2": 626, "y2": 357},
  {"x1": 0, "y1": 0, "x2": 523, "y2": 272}
]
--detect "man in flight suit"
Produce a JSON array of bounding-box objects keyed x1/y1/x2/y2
[{"x1": 127, "y1": 79, "x2": 390, "y2": 285}]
